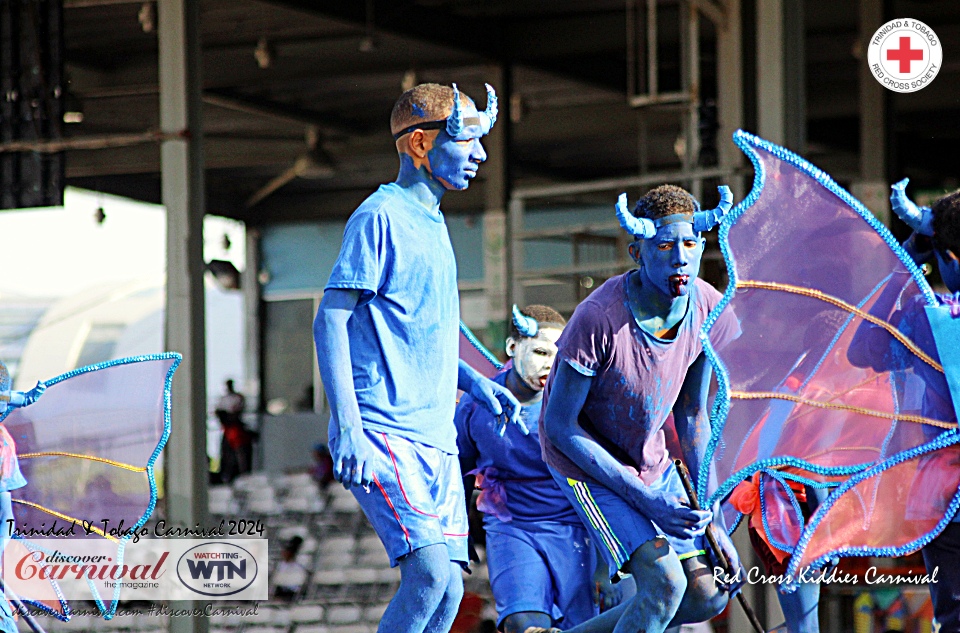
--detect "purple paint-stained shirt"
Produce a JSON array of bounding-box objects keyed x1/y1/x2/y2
[{"x1": 539, "y1": 272, "x2": 740, "y2": 485}]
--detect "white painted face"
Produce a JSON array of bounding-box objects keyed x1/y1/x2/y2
[{"x1": 506, "y1": 327, "x2": 563, "y2": 391}]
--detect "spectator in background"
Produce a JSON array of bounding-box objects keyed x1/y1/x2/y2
[
  {"x1": 273, "y1": 535, "x2": 307, "y2": 602},
  {"x1": 216, "y1": 379, "x2": 252, "y2": 484}
]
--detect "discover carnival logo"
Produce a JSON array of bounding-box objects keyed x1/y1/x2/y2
[
  {"x1": 3, "y1": 538, "x2": 268, "y2": 601},
  {"x1": 176, "y1": 542, "x2": 259, "y2": 597},
  {"x1": 868, "y1": 18, "x2": 942, "y2": 93}
]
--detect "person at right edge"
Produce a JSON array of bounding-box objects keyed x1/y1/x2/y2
[{"x1": 848, "y1": 180, "x2": 960, "y2": 632}]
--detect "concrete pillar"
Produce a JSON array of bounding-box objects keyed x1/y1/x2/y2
[
  {"x1": 716, "y1": 0, "x2": 745, "y2": 197},
  {"x1": 852, "y1": 0, "x2": 889, "y2": 224},
  {"x1": 484, "y1": 66, "x2": 508, "y2": 348},
  {"x1": 756, "y1": 0, "x2": 804, "y2": 152},
  {"x1": 508, "y1": 196, "x2": 525, "y2": 313},
  {"x1": 243, "y1": 229, "x2": 263, "y2": 414},
  {"x1": 158, "y1": 0, "x2": 208, "y2": 630}
]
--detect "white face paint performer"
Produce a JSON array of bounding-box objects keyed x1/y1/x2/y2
[{"x1": 505, "y1": 304, "x2": 566, "y2": 400}]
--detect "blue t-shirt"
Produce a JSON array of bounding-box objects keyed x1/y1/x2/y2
[
  {"x1": 325, "y1": 183, "x2": 460, "y2": 453},
  {"x1": 455, "y1": 371, "x2": 580, "y2": 527}
]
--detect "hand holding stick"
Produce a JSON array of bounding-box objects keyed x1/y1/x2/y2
[{"x1": 674, "y1": 459, "x2": 765, "y2": 633}]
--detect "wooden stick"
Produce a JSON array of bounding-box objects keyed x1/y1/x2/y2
[{"x1": 674, "y1": 459, "x2": 766, "y2": 633}]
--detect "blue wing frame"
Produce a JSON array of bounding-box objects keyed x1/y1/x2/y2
[
  {"x1": 3, "y1": 353, "x2": 180, "y2": 620},
  {"x1": 699, "y1": 130, "x2": 959, "y2": 578}
]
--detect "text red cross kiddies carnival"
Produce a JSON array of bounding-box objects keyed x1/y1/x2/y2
[{"x1": 887, "y1": 36, "x2": 924, "y2": 73}]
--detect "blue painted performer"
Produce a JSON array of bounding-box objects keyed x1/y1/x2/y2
[
  {"x1": 314, "y1": 82, "x2": 526, "y2": 633},
  {"x1": 532, "y1": 185, "x2": 743, "y2": 633},
  {"x1": 848, "y1": 181, "x2": 960, "y2": 631},
  {"x1": 0, "y1": 361, "x2": 44, "y2": 633},
  {"x1": 456, "y1": 305, "x2": 622, "y2": 633}
]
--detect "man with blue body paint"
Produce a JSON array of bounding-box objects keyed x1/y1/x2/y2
[
  {"x1": 849, "y1": 181, "x2": 960, "y2": 631},
  {"x1": 533, "y1": 185, "x2": 743, "y2": 633},
  {"x1": 456, "y1": 304, "x2": 624, "y2": 633},
  {"x1": 314, "y1": 82, "x2": 526, "y2": 633}
]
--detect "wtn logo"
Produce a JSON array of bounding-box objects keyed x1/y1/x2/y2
[
  {"x1": 185, "y1": 559, "x2": 246, "y2": 581},
  {"x1": 176, "y1": 542, "x2": 258, "y2": 597}
]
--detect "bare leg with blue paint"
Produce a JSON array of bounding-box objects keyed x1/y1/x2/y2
[
  {"x1": 505, "y1": 612, "x2": 553, "y2": 633},
  {"x1": 378, "y1": 544, "x2": 462, "y2": 633},
  {"x1": 423, "y1": 561, "x2": 465, "y2": 633},
  {"x1": 535, "y1": 539, "x2": 727, "y2": 633},
  {"x1": 777, "y1": 582, "x2": 820, "y2": 633}
]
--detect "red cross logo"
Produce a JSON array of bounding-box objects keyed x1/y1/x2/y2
[{"x1": 886, "y1": 36, "x2": 924, "y2": 73}]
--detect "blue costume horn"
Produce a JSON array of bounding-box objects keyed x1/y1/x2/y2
[
  {"x1": 890, "y1": 178, "x2": 935, "y2": 236},
  {"x1": 446, "y1": 83, "x2": 497, "y2": 138},
  {"x1": 615, "y1": 193, "x2": 657, "y2": 239},
  {"x1": 447, "y1": 83, "x2": 464, "y2": 138},
  {"x1": 693, "y1": 186, "x2": 734, "y2": 233},
  {"x1": 478, "y1": 83, "x2": 497, "y2": 135},
  {"x1": 616, "y1": 186, "x2": 733, "y2": 239},
  {"x1": 512, "y1": 305, "x2": 538, "y2": 338}
]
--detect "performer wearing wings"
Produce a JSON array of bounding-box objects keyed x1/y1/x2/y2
[
  {"x1": 535, "y1": 184, "x2": 742, "y2": 633},
  {"x1": 701, "y1": 130, "x2": 960, "y2": 630}
]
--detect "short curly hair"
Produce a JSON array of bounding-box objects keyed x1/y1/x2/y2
[
  {"x1": 932, "y1": 189, "x2": 960, "y2": 256},
  {"x1": 390, "y1": 83, "x2": 473, "y2": 136},
  {"x1": 632, "y1": 184, "x2": 697, "y2": 221},
  {"x1": 509, "y1": 305, "x2": 566, "y2": 340}
]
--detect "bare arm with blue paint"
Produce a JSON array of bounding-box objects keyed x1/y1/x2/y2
[
  {"x1": 313, "y1": 288, "x2": 375, "y2": 489},
  {"x1": 672, "y1": 353, "x2": 715, "y2": 505},
  {"x1": 457, "y1": 360, "x2": 526, "y2": 436},
  {"x1": 542, "y1": 361, "x2": 710, "y2": 539},
  {"x1": 673, "y1": 353, "x2": 742, "y2": 573}
]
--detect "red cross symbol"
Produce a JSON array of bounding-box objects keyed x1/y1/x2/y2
[{"x1": 887, "y1": 36, "x2": 924, "y2": 73}]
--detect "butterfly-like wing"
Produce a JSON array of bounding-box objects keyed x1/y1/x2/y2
[
  {"x1": 3, "y1": 353, "x2": 179, "y2": 618},
  {"x1": 701, "y1": 131, "x2": 959, "y2": 582}
]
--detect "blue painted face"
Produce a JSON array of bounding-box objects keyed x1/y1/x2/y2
[
  {"x1": 935, "y1": 248, "x2": 960, "y2": 293},
  {"x1": 638, "y1": 221, "x2": 705, "y2": 298},
  {"x1": 426, "y1": 102, "x2": 487, "y2": 191}
]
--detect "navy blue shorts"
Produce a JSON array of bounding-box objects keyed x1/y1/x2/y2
[
  {"x1": 485, "y1": 519, "x2": 598, "y2": 628},
  {"x1": 553, "y1": 466, "x2": 705, "y2": 579}
]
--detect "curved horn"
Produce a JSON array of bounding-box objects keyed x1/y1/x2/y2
[
  {"x1": 616, "y1": 193, "x2": 656, "y2": 239},
  {"x1": 693, "y1": 185, "x2": 734, "y2": 233},
  {"x1": 512, "y1": 304, "x2": 538, "y2": 338},
  {"x1": 446, "y1": 83, "x2": 464, "y2": 138},
  {"x1": 479, "y1": 83, "x2": 498, "y2": 135},
  {"x1": 890, "y1": 178, "x2": 934, "y2": 236}
]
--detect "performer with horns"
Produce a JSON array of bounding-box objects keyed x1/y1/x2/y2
[
  {"x1": 848, "y1": 181, "x2": 960, "y2": 631},
  {"x1": 314, "y1": 82, "x2": 526, "y2": 633},
  {"x1": 533, "y1": 185, "x2": 743, "y2": 633},
  {"x1": 455, "y1": 305, "x2": 623, "y2": 633}
]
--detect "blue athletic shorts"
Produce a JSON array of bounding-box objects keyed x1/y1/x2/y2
[
  {"x1": 485, "y1": 519, "x2": 598, "y2": 629},
  {"x1": 552, "y1": 466, "x2": 705, "y2": 579},
  {"x1": 348, "y1": 430, "x2": 468, "y2": 567}
]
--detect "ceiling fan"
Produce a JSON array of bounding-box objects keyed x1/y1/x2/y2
[{"x1": 246, "y1": 125, "x2": 336, "y2": 208}]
